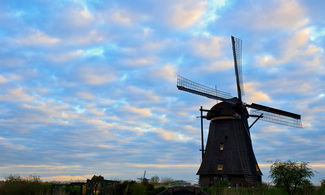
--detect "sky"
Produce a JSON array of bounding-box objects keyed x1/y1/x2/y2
[{"x1": 0, "y1": 0, "x2": 324, "y2": 185}]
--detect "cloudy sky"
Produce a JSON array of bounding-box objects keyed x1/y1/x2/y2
[{"x1": 0, "y1": 0, "x2": 324, "y2": 184}]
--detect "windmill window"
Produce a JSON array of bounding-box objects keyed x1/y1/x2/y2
[
  {"x1": 217, "y1": 164, "x2": 223, "y2": 171},
  {"x1": 219, "y1": 143, "x2": 224, "y2": 151},
  {"x1": 256, "y1": 164, "x2": 260, "y2": 172}
]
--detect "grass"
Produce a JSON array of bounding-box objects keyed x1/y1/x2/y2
[{"x1": 1, "y1": 175, "x2": 325, "y2": 195}]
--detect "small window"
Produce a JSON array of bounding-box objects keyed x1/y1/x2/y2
[
  {"x1": 256, "y1": 164, "x2": 260, "y2": 172},
  {"x1": 219, "y1": 143, "x2": 224, "y2": 151},
  {"x1": 217, "y1": 164, "x2": 223, "y2": 171}
]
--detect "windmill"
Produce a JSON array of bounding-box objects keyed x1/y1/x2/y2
[{"x1": 177, "y1": 36, "x2": 302, "y2": 187}]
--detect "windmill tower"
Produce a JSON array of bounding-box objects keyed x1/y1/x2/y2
[{"x1": 177, "y1": 36, "x2": 302, "y2": 187}]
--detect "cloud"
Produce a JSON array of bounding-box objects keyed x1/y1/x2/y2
[
  {"x1": 237, "y1": 0, "x2": 308, "y2": 30},
  {"x1": 78, "y1": 66, "x2": 117, "y2": 85},
  {"x1": 76, "y1": 91, "x2": 95, "y2": 100},
  {"x1": 109, "y1": 9, "x2": 133, "y2": 25},
  {"x1": 67, "y1": 30, "x2": 107, "y2": 46},
  {"x1": 244, "y1": 82, "x2": 270, "y2": 103},
  {"x1": 97, "y1": 144, "x2": 113, "y2": 149},
  {"x1": 61, "y1": 4, "x2": 95, "y2": 28},
  {"x1": 155, "y1": 128, "x2": 192, "y2": 142},
  {"x1": 149, "y1": 64, "x2": 177, "y2": 82},
  {"x1": 0, "y1": 75, "x2": 6, "y2": 83},
  {"x1": 132, "y1": 163, "x2": 198, "y2": 168},
  {"x1": 126, "y1": 86, "x2": 161, "y2": 104},
  {"x1": 291, "y1": 135, "x2": 310, "y2": 143},
  {"x1": 14, "y1": 30, "x2": 60, "y2": 46},
  {"x1": 47, "y1": 50, "x2": 83, "y2": 63},
  {"x1": 168, "y1": 0, "x2": 207, "y2": 29},
  {"x1": 0, "y1": 88, "x2": 34, "y2": 102},
  {"x1": 197, "y1": 59, "x2": 233, "y2": 72},
  {"x1": 0, "y1": 137, "x2": 26, "y2": 150},
  {"x1": 257, "y1": 28, "x2": 322, "y2": 68},
  {"x1": 122, "y1": 57, "x2": 157, "y2": 67},
  {"x1": 85, "y1": 104, "x2": 105, "y2": 116},
  {"x1": 122, "y1": 105, "x2": 152, "y2": 118},
  {"x1": 191, "y1": 35, "x2": 227, "y2": 59},
  {"x1": 41, "y1": 175, "x2": 93, "y2": 181}
]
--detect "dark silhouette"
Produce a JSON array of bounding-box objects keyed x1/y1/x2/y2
[{"x1": 177, "y1": 36, "x2": 302, "y2": 186}]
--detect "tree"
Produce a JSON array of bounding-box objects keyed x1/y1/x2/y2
[
  {"x1": 270, "y1": 160, "x2": 314, "y2": 195},
  {"x1": 149, "y1": 176, "x2": 160, "y2": 185},
  {"x1": 321, "y1": 179, "x2": 325, "y2": 187}
]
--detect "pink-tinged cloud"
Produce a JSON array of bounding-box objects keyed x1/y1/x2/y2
[
  {"x1": 14, "y1": 30, "x2": 60, "y2": 46},
  {"x1": 168, "y1": 0, "x2": 207, "y2": 29}
]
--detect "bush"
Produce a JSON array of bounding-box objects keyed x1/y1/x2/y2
[{"x1": 0, "y1": 175, "x2": 51, "y2": 195}]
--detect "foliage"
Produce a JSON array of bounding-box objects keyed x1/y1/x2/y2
[
  {"x1": 0, "y1": 175, "x2": 51, "y2": 195},
  {"x1": 149, "y1": 175, "x2": 160, "y2": 185},
  {"x1": 318, "y1": 179, "x2": 325, "y2": 195},
  {"x1": 321, "y1": 179, "x2": 325, "y2": 187},
  {"x1": 160, "y1": 177, "x2": 174, "y2": 186},
  {"x1": 270, "y1": 160, "x2": 314, "y2": 195},
  {"x1": 201, "y1": 180, "x2": 230, "y2": 194},
  {"x1": 103, "y1": 180, "x2": 165, "y2": 195},
  {"x1": 201, "y1": 185, "x2": 289, "y2": 195}
]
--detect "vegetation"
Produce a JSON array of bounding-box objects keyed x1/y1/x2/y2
[
  {"x1": 0, "y1": 168, "x2": 324, "y2": 195},
  {"x1": 0, "y1": 175, "x2": 166, "y2": 195},
  {"x1": 270, "y1": 160, "x2": 314, "y2": 195}
]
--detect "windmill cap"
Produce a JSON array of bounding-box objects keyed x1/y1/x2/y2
[{"x1": 207, "y1": 101, "x2": 248, "y2": 120}]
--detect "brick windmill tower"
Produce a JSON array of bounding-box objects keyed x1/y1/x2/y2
[{"x1": 177, "y1": 36, "x2": 302, "y2": 186}]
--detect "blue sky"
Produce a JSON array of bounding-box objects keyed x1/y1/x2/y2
[{"x1": 0, "y1": 0, "x2": 324, "y2": 184}]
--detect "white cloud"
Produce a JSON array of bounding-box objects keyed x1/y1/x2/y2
[
  {"x1": 0, "y1": 88, "x2": 34, "y2": 102},
  {"x1": 238, "y1": 0, "x2": 308, "y2": 30},
  {"x1": 156, "y1": 128, "x2": 192, "y2": 142},
  {"x1": 109, "y1": 9, "x2": 133, "y2": 25},
  {"x1": 291, "y1": 135, "x2": 310, "y2": 143},
  {"x1": 0, "y1": 75, "x2": 6, "y2": 83},
  {"x1": 256, "y1": 28, "x2": 323, "y2": 74},
  {"x1": 127, "y1": 86, "x2": 161, "y2": 104},
  {"x1": 191, "y1": 35, "x2": 227, "y2": 59},
  {"x1": 122, "y1": 105, "x2": 152, "y2": 118},
  {"x1": 0, "y1": 137, "x2": 26, "y2": 150},
  {"x1": 68, "y1": 30, "x2": 107, "y2": 45},
  {"x1": 48, "y1": 50, "x2": 83, "y2": 63},
  {"x1": 122, "y1": 57, "x2": 157, "y2": 67},
  {"x1": 168, "y1": 0, "x2": 207, "y2": 29},
  {"x1": 197, "y1": 59, "x2": 233, "y2": 72},
  {"x1": 85, "y1": 104, "x2": 105, "y2": 116},
  {"x1": 132, "y1": 163, "x2": 199, "y2": 168},
  {"x1": 244, "y1": 82, "x2": 270, "y2": 103},
  {"x1": 78, "y1": 66, "x2": 117, "y2": 85},
  {"x1": 260, "y1": 125, "x2": 288, "y2": 134},
  {"x1": 76, "y1": 91, "x2": 95, "y2": 100},
  {"x1": 150, "y1": 64, "x2": 177, "y2": 82},
  {"x1": 14, "y1": 30, "x2": 60, "y2": 46},
  {"x1": 63, "y1": 5, "x2": 95, "y2": 27},
  {"x1": 41, "y1": 174, "x2": 92, "y2": 181},
  {"x1": 97, "y1": 144, "x2": 113, "y2": 149}
]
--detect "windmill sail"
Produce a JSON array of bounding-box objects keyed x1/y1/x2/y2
[
  {"x1": 231, "y1": 36, "x2": 244, "y2": 101},
  {"x1": 177, "y1": 35, "x2": 302, "y2": 187},
  {"x1": 177, "y1": 75, "x2": 234, "y2": 103},
  {"x1": 247, "y1": 103, "x2": 302, "y2": 128}
]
